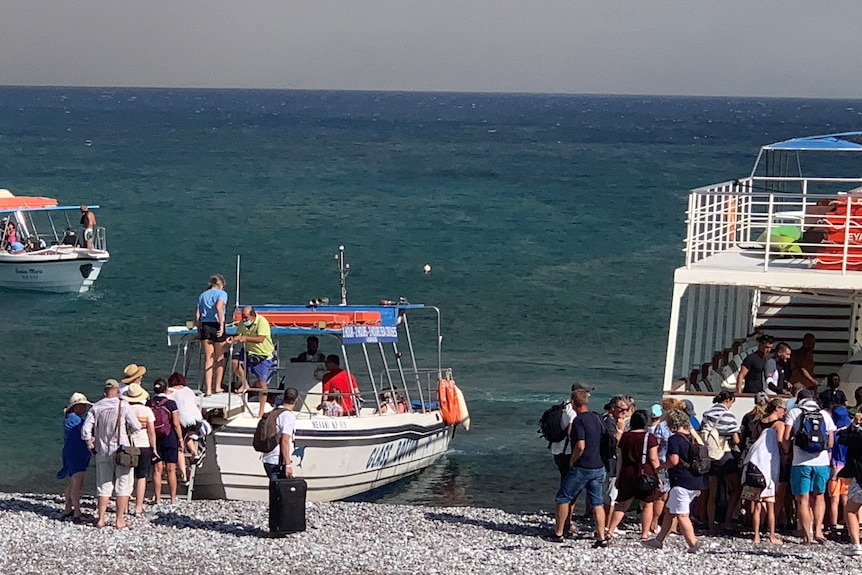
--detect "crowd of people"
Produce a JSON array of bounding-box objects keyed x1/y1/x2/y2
[
  {"x1": 542, "y1": 379, "x2": 862, "y2": 557},
  {"x1": 57, "y1": 364, "x2": 205, "y2": 528}
]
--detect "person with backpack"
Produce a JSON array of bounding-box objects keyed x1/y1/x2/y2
[
  {"x1": 147, "y1": 378, "x2": 183, "y2": 504},
  {"x1": 837, "y1": 411, "x2": 862, "y2": 556},
  {"x1": 542, "y1": 389, "x2": 610, "y2": 548},
  {"x1": 261, "y1": 388, "x2": 299, "y2": 481},
  {"x1": 700, "y1": 390, "x2": 742, "y2": 535},
  {"x1": 545, "y1": 388, "x2": 578, "y2": 480},
  {"x1": 642, "y1": 409, "x2": 707, "y2": 553},
  {"x1": 783, "y1": 388, "x2": 836, "y2": 545},
  {"x1": 740, "y1": 398, "x2": 786, "y2": 544}
]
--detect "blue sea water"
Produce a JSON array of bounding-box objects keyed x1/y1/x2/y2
[{"x1": 2, "y1": 87, "x2": 862, "y2": 513}]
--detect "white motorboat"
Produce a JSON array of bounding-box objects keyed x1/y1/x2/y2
[
  {"x1": 662, "y1": 132, "x2": 862, "y2": 419},
  {"x1": 167, "y1": 251, "x2": 469, "y2": 502},
  {"x1": 0, "y1": 190, "x2": 109, "y2": 293}
]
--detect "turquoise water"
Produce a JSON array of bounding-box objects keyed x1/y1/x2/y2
[{"x1": 3, "y1": 88, "x2": 862, "y2": 512}]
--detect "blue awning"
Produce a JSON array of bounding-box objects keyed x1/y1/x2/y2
[{"x1": 764, "y1": 132, "x2": 862, "y2": 151}]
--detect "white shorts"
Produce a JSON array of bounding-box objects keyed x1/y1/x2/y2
[
  {"x1": 95, "y1": 454, "x2": 135, "y2": 497},
  {"x1": 667, "y1": 486, "x2": 700, "y2": 515},
  {"x1": 849, "y1": 479, "x2": 862, "y2": 505},
  {"x1": 603, "y1": 474, "x2": 619, "y2": 506}
]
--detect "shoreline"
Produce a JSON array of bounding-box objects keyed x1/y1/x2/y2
[{"x1": 0, "y1": 492, "x2": 855, "y2": 574}]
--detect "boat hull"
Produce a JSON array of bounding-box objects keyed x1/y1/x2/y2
[
  {"x1": 192, "y1": 411, "x2": 455, "y2": 502},
  {"x1": 0, "y1": 249, "x2": 108, "y2": 293}
]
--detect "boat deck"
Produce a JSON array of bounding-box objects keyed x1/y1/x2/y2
[{"x1": 675, "y1": 246, "x2": 862, "y2": 293}]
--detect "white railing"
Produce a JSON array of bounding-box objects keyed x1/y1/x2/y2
[{"x1": 685, "y1": 176, "x2": 862, "y2": 274}]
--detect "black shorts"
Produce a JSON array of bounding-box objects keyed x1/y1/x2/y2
[
  {"x1": 709, "y1": 453, "x2": 739, "y2": 477},
  {"x1": 200, "y1": 322, "x2": 228, "y2": 342},
  {"x1": 134, "y1": 447, "x2": 154, "y2": 479}
]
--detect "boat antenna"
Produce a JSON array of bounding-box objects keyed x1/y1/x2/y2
[
  {"x1": 335, "y1": 245, "x2": 350, "y2": 305},
  {"x1": 235, "y1": 254, "x2": 241, "y2": 307}
]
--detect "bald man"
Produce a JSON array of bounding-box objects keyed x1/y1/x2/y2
[{"x1": 230, "y1": 306, "x2": 274, "y2": 418}]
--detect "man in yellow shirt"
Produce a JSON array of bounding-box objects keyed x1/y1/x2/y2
[{"x1": 230, "y1": 306, "x2": 275, "y2": 418}]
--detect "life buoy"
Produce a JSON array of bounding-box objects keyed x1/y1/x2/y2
[{"x1": 437, "y1": 378, "x2": 461, "y2": 425}]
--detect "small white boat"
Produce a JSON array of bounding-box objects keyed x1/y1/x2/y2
[
  {"x1": 168, "y1": 251, "x2": 469, "y2": 502},
  {"x1": 662, "y1": 132, "x2": 862, "y2": 418},
  {"x1": 0, "y1": 190, "x2": 109, "y2": 293}
]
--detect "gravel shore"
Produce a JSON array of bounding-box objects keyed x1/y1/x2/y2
[{"x1": 0, "y1": 492, "x2": 855, "y2": 575}]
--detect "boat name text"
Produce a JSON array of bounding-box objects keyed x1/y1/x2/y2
[{"x1": 365, "y1": 438, "x2": 419, "y2": 470}]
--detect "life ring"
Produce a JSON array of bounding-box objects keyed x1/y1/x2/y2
[{"x1": 437, "y1": 378, "x2": 461, "y2": 425}]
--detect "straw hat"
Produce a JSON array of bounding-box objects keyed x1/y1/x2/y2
[
  {"x1": 65, "y1": 392, "x2": 92, "y2": 413},
  {"x1": 123, "y1": 383, "x2": 149, "y2": 404},
  {"x1": 121, "y1": 363, "x2": 147, "y2": 384}
]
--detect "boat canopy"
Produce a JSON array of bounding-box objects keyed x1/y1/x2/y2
[
  {"x1": 762, "y1": 132, "x2": 862, "y2": 152},
  {"x1": 0, "y1": 190, "x2": 100, "y2": 213},
  {"x1": 167, "y1": 303, "x2": 427, "y2": 345}
]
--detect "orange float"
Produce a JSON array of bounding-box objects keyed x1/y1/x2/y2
[{"x1": 437, "y1": 378, "x2": 461, "y2": 425}]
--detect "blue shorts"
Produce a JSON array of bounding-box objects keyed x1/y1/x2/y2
[
  {"x1": 790, "y1": 465, "x2": 829, "y2": 496},
  {"x1": 555, "y1": 465, "x2": 606, "y2": 508},
  {"x1": 235, "y1": 349, "x2": 273, "y2": 384}
]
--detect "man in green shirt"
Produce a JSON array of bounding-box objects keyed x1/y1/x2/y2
[{"x1": 230, "y1": 306, "x2": 275, "y2": 418}]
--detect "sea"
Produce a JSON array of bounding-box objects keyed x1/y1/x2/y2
[{"x1": 2, "y1": 87, "x2": 862, "y2": 513}]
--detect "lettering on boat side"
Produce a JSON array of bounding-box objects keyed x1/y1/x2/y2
[
  {"x1": 310, "y1": 419, "x2": 349, "y2": 430},
  {"x1": 365, "y1": 438, "x2": 419, "y2": 470},
  {"x1": 343, "y1": 325, "x2": 398, "y2": 344},
  {"x1": 14, "y1": 268, "x2": 43, "y2": 279}
]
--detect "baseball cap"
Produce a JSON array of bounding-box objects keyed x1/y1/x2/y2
[
  {"x1": 571, "y1": 383, "x2": 595, "y2": 392},
  {"x1": 650, "y1": 404, "x2": 662, "y2": 418}
]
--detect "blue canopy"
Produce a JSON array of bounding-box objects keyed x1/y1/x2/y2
[{"x1": 763, "y1": 132, "x2": 862, "y2": 151}]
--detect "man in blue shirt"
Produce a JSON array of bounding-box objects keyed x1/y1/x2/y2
[{"x1": 542, "y1": 388, "x2": 609, "y2": 548}]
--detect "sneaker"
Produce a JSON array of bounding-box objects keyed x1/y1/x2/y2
[
  {"x1": 844, "y1": 544, "x2": 862, "y2": 556},
  {"x1": 540, "y1": 534, "x2": 565, "y2": 543},
  {"x1": 591, "y1": 539, "x2": 610, "y2": 549},
  {"x1": 640, "y1": 538, "x2": 663, "y2": 550},
  {"x1": 686, "y1": 542, "x2": 700, "y2": 554}
]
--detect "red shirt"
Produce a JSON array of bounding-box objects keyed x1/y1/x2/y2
[{"x1": 322, "y1": 369, "x2": 359, "y2": 413}]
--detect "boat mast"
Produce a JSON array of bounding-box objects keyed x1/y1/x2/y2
[
  {"x1": 335, "y1": 245, "x2": 350, "y2": 305},
  {"x1": 235, "y1": 255, "x2": 241, "y2": 307}
]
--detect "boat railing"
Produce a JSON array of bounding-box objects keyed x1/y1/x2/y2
[
  {"x1": 94, "y1": 226, "x2": 107, "y2": 251},
  {"x1": 685, "y1": 176, "x2": 862, "y2": 273}
]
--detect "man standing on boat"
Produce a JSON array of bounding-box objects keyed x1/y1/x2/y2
[
  {"x1": 230, "y1": 306, "x2": 274, "y2": 418},
  {"x1": 322, "y1": 355, "x2": 360, "y2": 416},
  {"x1": 736, "y1": 335, "x2": 774, "y2": 394},
  {"x1": 790, "y1": 333, "x2": 819, "y2": 391},
  {"x1": 80, "y1": 205, "x2": 96, "y2": 249}
]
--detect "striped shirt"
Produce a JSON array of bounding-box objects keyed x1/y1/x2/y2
[
  {"x1": 81, "y1": 397, "x2": 142, "y2": 456},
  {"x1": 701, "y1": 403, "x2": 741, "y2": 436}
]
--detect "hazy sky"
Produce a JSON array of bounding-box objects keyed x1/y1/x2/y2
[{"x1": 2, "y1": 1, "x2": 860, "y2": 98}]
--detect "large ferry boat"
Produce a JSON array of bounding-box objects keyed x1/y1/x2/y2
[{"x1": 662, "y1": 132, "x2": 862, "y2": 418}]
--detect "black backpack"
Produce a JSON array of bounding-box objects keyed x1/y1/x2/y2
[
  {"x1": 599, "y1": 414, "x2": 619, "y2": 468},
  {"x1": 687, "y1": 433, "x2": 712, "y2": 475},
  {"x1": 538, "y1": 402, "x2": 568, "y2": 446}
]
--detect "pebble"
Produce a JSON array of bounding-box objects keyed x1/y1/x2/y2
[{"x1": 0, "y1": 492, "x2": 855, "y2": 574}]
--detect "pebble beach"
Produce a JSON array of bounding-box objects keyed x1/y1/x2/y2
[{"x1": 0, "y1": 492, "x2": 855, "y2": 575}]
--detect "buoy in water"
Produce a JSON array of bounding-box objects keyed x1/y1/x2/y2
[{"x1": 423, "y1": 264, "x2": 431, "y2": 274}]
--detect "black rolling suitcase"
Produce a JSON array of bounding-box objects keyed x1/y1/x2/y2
[{"x1": 268, "y1": 477, "x2": 307, "y2": 535}]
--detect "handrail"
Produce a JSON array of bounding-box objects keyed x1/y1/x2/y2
[{"x1": 684, "y1": 178, "x2": 862, "y2": 274}]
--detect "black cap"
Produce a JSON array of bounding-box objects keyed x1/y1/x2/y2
[
  {"x1": 796, "y1": 388, "x2": 814, "y2": 401},
  {"x1": 571, "y1": 383, "x2": 595, "y2": 392}
]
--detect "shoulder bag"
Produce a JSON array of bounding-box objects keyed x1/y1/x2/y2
[
  {"x1": 637, "y1": 432, "x2": 659, "y2": 498},
  {"x1": 114, "y1": 402, "x2": 141, "y2": 468}
]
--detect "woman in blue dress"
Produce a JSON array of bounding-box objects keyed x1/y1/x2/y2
[{"x1": 57, "y1": 392, "x2": 92, "y2": 521}]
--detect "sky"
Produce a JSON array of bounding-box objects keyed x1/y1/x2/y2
[{"x1": 2, "y1": 1, "x2": 861, "y2": 98}]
